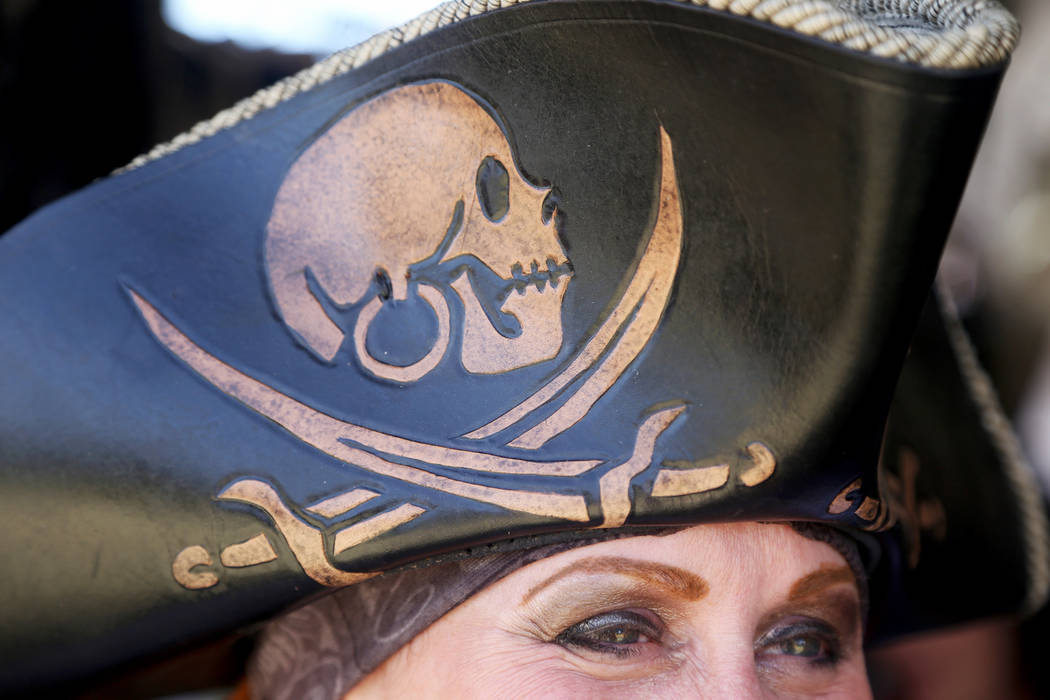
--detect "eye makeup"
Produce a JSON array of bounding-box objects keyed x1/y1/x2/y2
[
  {"x1": 554, "y1": 609, "x2": 665, "y2": 657},
  {"x1": 755, "y1": 616, "x2": 844, "y2": 667},
  {"x1": 507, "y1": 549, "x2": 865, "y2": 691},
  {"x1": 753, "y1": 585, "x2": 863, "y2": 679},
  {"x1": 519, "y1": 575, "x2": 688, "y2": 643},
  {"x1": 513, "y1": 557, "x2": 698, "y2": 672}
]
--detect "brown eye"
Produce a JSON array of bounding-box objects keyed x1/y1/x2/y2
[
  {"x1": 554, "y1": 610, "x2": 662, "y2": 657},
  {"x1": 476, "y1": 156, "x2": 509, "y2": 222},
  {"x1": 778, "y1": 635, "x2": 824, "y2": 658},
  {"x1": 756, "y1": 619, "x2": 842, "y2": 667}
]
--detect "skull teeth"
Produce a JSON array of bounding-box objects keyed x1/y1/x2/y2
[{"x1": 509, "y1": 257, "x2": 572, "y2": 295}]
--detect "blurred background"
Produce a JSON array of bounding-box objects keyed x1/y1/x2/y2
[
  {"x1": 1, "y1": 1, "x2": 1047, "y2": 697},
  {"x1": 0, "y1": 0, "x2": 435, "y2": 237}
]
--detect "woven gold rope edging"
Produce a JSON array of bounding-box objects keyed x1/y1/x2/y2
[{"x1": 117, "y1": 0, "x2": 1018, "y2": 173}]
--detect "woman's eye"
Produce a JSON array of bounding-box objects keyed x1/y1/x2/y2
[
  {"x1": 757, "y1": 620, "x2": 841, "y2": 666},
  {"x1": 554, "y1": 610, "x2": 662, "y2": 657},
  {"x1": 778, "y1": 635, "x2": 824, "y2": 658}
]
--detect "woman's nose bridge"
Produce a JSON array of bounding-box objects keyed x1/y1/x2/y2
[{"x1": 673, "y1": 643, "x2": 765, "y2": 699}]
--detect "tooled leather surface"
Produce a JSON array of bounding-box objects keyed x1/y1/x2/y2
[{"x1": 0, "y1": 0, "x2": 1007, "y2": 690}]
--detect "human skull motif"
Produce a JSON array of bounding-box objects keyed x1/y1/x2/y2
[{"x1": 265, "y1": 81, "x2": 571, "y2": 380}]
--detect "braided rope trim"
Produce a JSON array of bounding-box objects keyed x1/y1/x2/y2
[
  {"x1": 936, "y1": 280, "x2": 1050, "y2": 617},
  {"x1": 117, "y1": 0, "x2": 1017, "y2": 173}
]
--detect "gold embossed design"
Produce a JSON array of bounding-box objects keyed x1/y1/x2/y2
[
  {"x1": 352, "y1": 283, "x2": 450, "y2": 382},
  {"x1": 130, "y1": 290, "x2": 687, "y2": 525},
  {"x1": 172, "y1": 545, "x2": 219, "y2": 590},
  {"x1": 135, "y1": 279, "x2": 695, "y2": 530},
  {"x1": 739, "y1": 442, "x2": 776, "y2": 486},
  {"x1": 142, "y1": 114, "x2": 757, "y2": 586},
  {"x1": 220, "y1": 533, "x2": 278, "y2": 568},
  {"x1": 265, "y1": 82, "x2": 570, "y2": 378},
  {"x1": 652, "y1": 464, "x2": 730, "y2": 498},
  {"x1": 307, "y1": 488, "x2": 380, "y2": 519},
  {"x1": 825, "y1": 451, "x2": 947, "y2": 541},
  {"x1": 219, "y1": 480, "x2": 377, "y2": 587},
  {"x1": 828, "y1": 478, "x2": 862, "y2": 515},
  {"x1": 466, "y1": 127, "x2": 683, "y2": 448},
  {"x1": 130, "y1": 292, "x2": 591, "y2": 521},
  {"x1": 133, "y1": 116, "x2": 688, "y2": 531},
  {"x1": 827, "y1": 478, "x2": 892, "y2": 531},
  {"x1": 599, "y1": 406, "x2": 688, "y2": 527},
  {"x1": 855, "y1": 497, "x2": 881, "y2": 521},
  {"x1": 132, "y1": 86, "x2": 794, "y2": 591},
  {"x1": 333, "y1": 503, "x2": 426, "y2": 555},
  {"x1": 650, "y1": 441, "x2": 775, "y2": 498},
  {"x1": 130, "y1": 292, "x2": 596, "y2": 478},
  {"x1": 171, "y1": 484, "x2": 423, "y2": 589}
]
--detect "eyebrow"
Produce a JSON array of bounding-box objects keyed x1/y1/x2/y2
[
  {"x1": 788, "y1": 564, "x2": 856, "y2": 601},
  {"x1": 753, "y1": 565, "x2": 861, "y2": 643},
  {"x1": 521, "y1": 556, "x2": 709, "y2": 604}
]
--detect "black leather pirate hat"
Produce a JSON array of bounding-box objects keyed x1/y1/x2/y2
[{"x1": 0, "y1": 0, "x2": 1044, "y2": 692}]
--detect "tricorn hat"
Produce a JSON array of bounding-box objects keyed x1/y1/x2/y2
[{"x1": 0, "y1": 0, "x2": 1044, "y2": 692}]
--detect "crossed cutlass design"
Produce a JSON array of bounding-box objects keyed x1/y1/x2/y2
[{"x1": 133, "y1": 128, "x2": 776, "y2": 590}]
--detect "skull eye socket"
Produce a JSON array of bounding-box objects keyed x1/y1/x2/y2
[{"x1": 476, "y1": 156, "x2": 510, "y2": 222}]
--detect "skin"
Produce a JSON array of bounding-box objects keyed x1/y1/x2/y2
[{"x1": 347, "y1": 523, "x2": 870, "y2": 699}]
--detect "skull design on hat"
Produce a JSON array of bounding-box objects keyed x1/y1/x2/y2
[{"x1": 265, "y1": 82, "x2": 572, "y2": 381}]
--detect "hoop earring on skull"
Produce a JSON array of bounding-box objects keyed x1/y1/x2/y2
[{"x1": 352, "y1": 283, "x2": 451, "y2": 382}]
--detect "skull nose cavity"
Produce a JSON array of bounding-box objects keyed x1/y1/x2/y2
[
  {"x1": 476, "y1": 156, "x2": 510, "y2": 222},
  {"x1": 374, "y1": 268, "x2": 393, "y2": 301}
]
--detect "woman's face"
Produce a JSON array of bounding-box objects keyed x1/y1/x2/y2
[{"x1": 349, "y1": 523, "x2": 869, "y2": 698}]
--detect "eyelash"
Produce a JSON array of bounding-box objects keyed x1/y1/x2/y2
[{"x1": 554, "y1": 610, "x2": 663, "y2": 658}]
